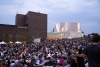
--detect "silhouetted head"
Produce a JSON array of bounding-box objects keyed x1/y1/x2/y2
[{"x1": 91, "y1": 34, "x2": 100, "y2": 43}]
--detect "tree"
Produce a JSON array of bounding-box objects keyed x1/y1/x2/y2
[
  {"x1": 18, "y1": 34, "x2": 23, "y2": 42},
  {"x1": 3, "y1": 33, "x2": 9, "y2": 42},
  {"x1": 18, "y1": 33, "x2": 26, "y2": 42},
  {"x1": 18, "y1": 33, "x2": 33, "y2": 42},
  {"x1": 25, "y1": 34, "x2": 33, "y2": 42},
  {"x1": 11, "y1": 34, "x2": 16, "y2": 42}
]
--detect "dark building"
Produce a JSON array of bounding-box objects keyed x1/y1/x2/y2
[{"x1": 0, "y1": 11, "x2": 47, "y2": 41}]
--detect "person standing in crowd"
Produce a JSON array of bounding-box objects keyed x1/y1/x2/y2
[
  {"x1": 70, "y1": 57, "x2": 77, "y2": 67},
  {"x1": 10, "y1": 61, "x2": 16, "y2": 67},
  {"x1": 63, "y1": 57, "x2": 68, "y2": 66},
  {"x1": 0, "y1": 33, "x2": 100, "y2": 67},
  {"x1": 76, "y1": 49, "x2": 85, "y2": 67},
  {"x1": 59, "y1": 56, "x2": 64, "y2": 67},
  {"x1": 85, "y1": 34, "x2": 100, "y2": 67}
]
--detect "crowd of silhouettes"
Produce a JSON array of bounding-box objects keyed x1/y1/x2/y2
[{"x1": 0, "y1": 33, "x2": 100, "y2": 67}]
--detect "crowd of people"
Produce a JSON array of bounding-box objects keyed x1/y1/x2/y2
[{"x1": 0, "y1": 34, "x2": 100, "y2": 67}]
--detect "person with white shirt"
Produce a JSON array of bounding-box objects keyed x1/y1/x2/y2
[
  {"x1": 10, "y1": 61, "x2": 16, "y2": 67},
  {"x1": 47, "y1": 53, "x2": 51, "y2": 58},
  {"x1": 36, "y1": 58, "x2": 40, "y2": 65}
]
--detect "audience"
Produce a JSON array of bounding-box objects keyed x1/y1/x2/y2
[{"x1": 0, "y1": 34, "x2": 100, "y2": 67}]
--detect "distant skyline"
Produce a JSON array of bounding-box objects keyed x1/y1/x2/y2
[{"x1": 0, "y1": 0, "x2": 100, "y2": 35}]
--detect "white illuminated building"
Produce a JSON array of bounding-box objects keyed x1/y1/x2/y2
[
  {"x1": 54, "y1": 22, "x2": 81, "y2": 32},
  {"x1": 48, "y1": 22, "x2": 84, "y2": 39}
]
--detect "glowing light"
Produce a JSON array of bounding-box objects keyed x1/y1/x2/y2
[
  {"x1": 56, "y1": 24, "x2": 60, "y2": 32},
  {"x1": 62, "y1": 27, "x2": 64, "y2": 32},
  {"x1": 69, "y1": 37, "x2": 71, "y2": 38},
  {"x1": 78, "y1": 23, "x2": 81, "y2": 32},
  {"x1": 61, "y1": 34, "x2": 63, "y2": 35}
]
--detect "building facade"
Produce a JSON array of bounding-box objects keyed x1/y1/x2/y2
[
  {"x1": 47, "y1": 22, "x2": 84, "y2": 39},
  {"x1": 54, "y1": 22, "x2": 81, "y2": 32},
  {"x1": 0, "y1": 11, "x2": 47, "y2": 41}
]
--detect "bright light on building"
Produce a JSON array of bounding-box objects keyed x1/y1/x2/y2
[
  {"x1": 68, "y1": 37, "x2": 72, "y2": 39},
  {"x1": 78, "y1": 22, "x2": 81, "y2": 32},
  {"x1": 62, "y1": 27, "x2": 64, "y2": 32},
  {"x1": 73, "y1": 34, "x2": 74, "y2": 35},
  {"x1": 61, "y1": 34, "x2": 63, "y2": 35}
]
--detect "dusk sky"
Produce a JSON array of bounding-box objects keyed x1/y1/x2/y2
[{"x1": 0, "y1": 0, "x2": 100, "y2": 35}]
